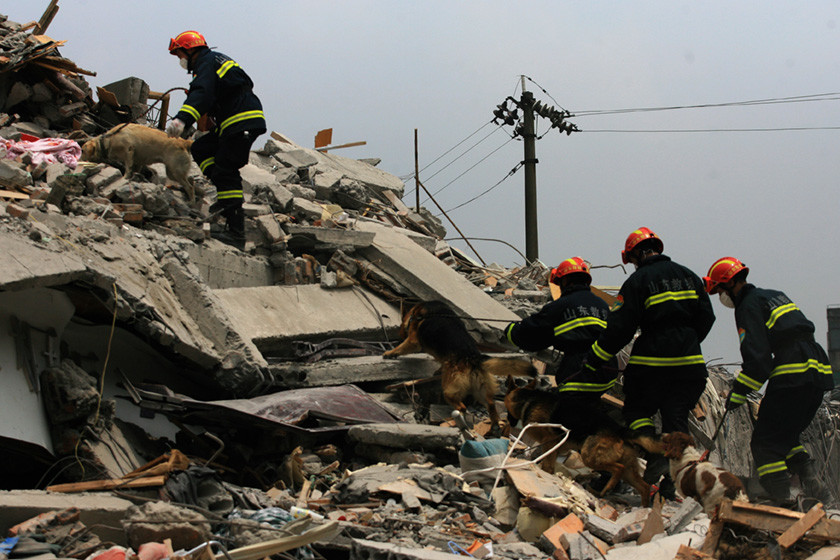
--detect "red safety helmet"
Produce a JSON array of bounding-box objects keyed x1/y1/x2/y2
[
  {"x1": 703, "y1": 257, "x2": 749, "y2": 294},
  {"x1": 549, "y1": 257, "x2": 591, "y2": 286},
  {"x1": 621, "y1": 227, "x2": 663, "y2": 264},
  {"x1": 169, "y1": 31, "x2": 207, "y2": 54}
]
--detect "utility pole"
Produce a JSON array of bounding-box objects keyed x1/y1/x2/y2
[
  {"x1": 521, "y1": 78, "x2": 539, "y2": 262},
  {"x1": 492, "y1": 77, "x2": 580, "y2": 264}
]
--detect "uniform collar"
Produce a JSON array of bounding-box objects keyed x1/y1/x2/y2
[
  {"x1": 734, "y1": 283, "x2": 755, "y2": 306},
  {"x1": 637, "y1": 253, "x2": 670, "y2": 268},
  {"x1": 560, "y1": 284, "x2": 591, "y2": 297}
]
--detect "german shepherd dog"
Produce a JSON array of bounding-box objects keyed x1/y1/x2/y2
[
  {"x1": 504, "y1": 377, "x2": 651, "y2": 506},
  {"x1": 383, "y1": 300, "x2": 537, "y2": 435}
]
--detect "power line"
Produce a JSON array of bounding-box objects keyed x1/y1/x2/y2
[
  {"x1": 583, "y1": 126, "x2": 840, "y2": 133},
  {"x1": 402, "y1": 121, "x2": 494, "y2": 182},
  {"x1": 424, "y1": 136, "x2": 516, "y2": 204},
  {"x1": 573, "y1": 92, "x2": 840, "y2": 117},
  {"x1": 439, "y1": 159, "x2": 522, "y2": 215}
]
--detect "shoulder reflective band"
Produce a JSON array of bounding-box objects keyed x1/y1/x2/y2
[
  {"x1": 627, "y1": 354, "x2": 705, "y2": 367},
  {"x1": 735, "y1": 371, "x2": 763, "y2": 391},
  {"x1": 554, "y1": 316, "x2": 607, "y2": 336},
  {"x1": 757, "y1": 460, "x2": 788, "y2": 478},
  {"x1": 219, "y1": 110, "x2": 265, "y2": 133},
  {"x1": 644, "y1": 290, "x2": 698, "y2": 309},
  {"x1": 770, "y1": 359, "x2": 833, "y2": 378},
  {"x1": 217, "y1": 60, "x2": 240, "y2": 78},
  {"x1": 505, "y1": 322, "x2": 516, "y2": 344},
  {"x1": 765, "y1": 302, "x2": 798, "y2": 330}
]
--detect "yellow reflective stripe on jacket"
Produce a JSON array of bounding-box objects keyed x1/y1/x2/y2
[
  {"x1": 591, "y1": 341, "x2": 613, "y2": 361},
  {"x1": 786, "y1": 446, "x2": 807, "y2": 459},
  {"x1": 558, "y1": 379, "x2": 616, "y2": 393},
  {"x1": 216, "y1": 189, "x2": 243, "y2": 200},
  {"x1": 729, "y1": 392, "x2": 746, "y2": 404},
  {"x1": 217, "y1": 60, "x2": 240, "y2": 78},
  {"x1": 554, "y1": 316, "x2": 607, "y2": 336},
  {"x1": 505, "y1": 322, "x2": 515, "y2": 344},
  {"x1": 736, "y1": 371, "x2": 763, "y2": 391},
  {"x1": 199, "y1": 157, "x2": 215, "y2": 173},
  {"x1": 181, "y1": 104, "x2": 201, "y2": 121},
  {"x1": 627, "y1": 354, "x2": 705, "y2": 367},
  {"x1": 644, "y1": 290, "x2": 698, "y2": 309},
  {"x1": 770, "y1": 359, "x2": 833, "y2": 378},
  {"x1": 765, "y1": 302, "x2": 798, "y2": 330},
  {"x1": 630, "y1": 418, "x2": 654, "y2": 431},
  {"x1": 757, "y1": 460, "x2": 788, "y2": 477},
  {"x1": 219, "y1": 110, "x2": 265, "y2": 133}
]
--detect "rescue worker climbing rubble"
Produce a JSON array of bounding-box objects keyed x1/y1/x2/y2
[
  {"x1": 704, "y1": 256, "x2": 835, "y2": 507},
  {"x1": 166, "y1": 30, "x2": 266, "y2": 243},
  {"x1": 583, "y1": 227, "x2": 716, "y2": 498},
  {"x1": 504, "y1": 257, "x2": 621, "y2": 440}
]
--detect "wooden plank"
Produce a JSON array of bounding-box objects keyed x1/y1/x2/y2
[
  {"x1": 296, "y1": 478, "x2": 312, "y2": 508},
  {"x1": 804, "y1": 546, "x2": 840, "y2": 560},
  {"x1": 0, "y1": 190, "x2": 29, "y2": 200},
  {"x1": 674, "y1": 544, "x2": 715, "y2": 559},
  {"x1": 701, "y1": 519, "x2": 725, "y2": 556},
  {"x1": 505, "y1": 460, "x2": 568, "y2": 498},
  {"x1": 778, "y1": 504, "x2": 826, "y2": 549},
  {"x1": 315, "y1": 140, "x2": 366, "y2": 153},
  {"x1": 719, "y1": 500, "x2": 840, "y2": 542},
  {"x1": 47, "y1": 475, "x2": 166, "y2": 493},
  {"x1": 36, "y1": 0, "x2": 60, "y2": 34}
]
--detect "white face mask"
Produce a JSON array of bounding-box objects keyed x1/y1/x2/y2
[
  {"x1": 719, "y1": 291, "x2": 735, "y2": 309},
  {"x1": 179, "y1": 57, "x2": 189, "y2": 70}
]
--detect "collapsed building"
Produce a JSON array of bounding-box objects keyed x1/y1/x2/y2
[{"x1": 3, "y1": 6, "x2": 840, "y2": 560}]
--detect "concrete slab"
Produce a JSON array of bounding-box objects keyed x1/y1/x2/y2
[
  {"x1": 0, "y1": 490, "x2": 135, "y2": 546},
  {"x1": 267, "y1": 355, "x2": 438, "y2": 389},
  {"x1": 0, "y1": 233, "x2": 87, "y2": 291},
  {"x1": 354, "y1": 221, "x2": 520, "y2": 343},
  {"x1": 213, "y1": 284, "x2": 401, "y2": 351}
]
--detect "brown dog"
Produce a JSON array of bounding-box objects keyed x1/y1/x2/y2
[
  {"x1": 383, "y1": 300, "x2": 536, "y2": 435},
  {"x1": 580, "y1": 431, "x2": 651, "y2": 507},
  {"x1": 80, "y1": 123, "x2": 197, "y2": 202},
  {"x1": 661, "y1": 432, "x2": 748, "y2": 515},
  {"x1": 503, "y1": 378, "x2": 650, "y2": 505}
]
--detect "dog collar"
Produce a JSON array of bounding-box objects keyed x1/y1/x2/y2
[{"x1": 674, "y1": 459, "x2": 701, "y2": 479}]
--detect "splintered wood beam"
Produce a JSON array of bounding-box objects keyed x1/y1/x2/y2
[
  {"x1": 315, "y1": 141, "x2": 366, "y2": 153},
  {"x1": 718, "y1": 500, "x2": 840, "y2": 543},
  {"x1": 778, "y1": 504, "x2": 826, "y2": 550},
  {"x1": 46, "y1": 475, "x2": 166, "y2": 493}
]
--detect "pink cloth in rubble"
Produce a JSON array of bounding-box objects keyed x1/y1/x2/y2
[{"x1": 1, "y1": 137, "x2": 82, "y2": 169}]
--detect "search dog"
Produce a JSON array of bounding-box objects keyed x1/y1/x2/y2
[
  {"x1": 503, "y1": 377, "x2": 651, "y2": 506},
  {"x1": 660, "y1": 431, "x2": 748, "y2": 515},
  {"x1": 80, "y1": 123, "x2": 197, "y2": 202},
  {"x1": 383, "y1": 300, "x2": 537, "y2": 435}
]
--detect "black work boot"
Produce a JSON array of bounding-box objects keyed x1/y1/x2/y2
[
  {"x1": 791, "y1": 459, "x2": 832, "y2": 505},
  {"x1": 760, "y1": 472, "x2": 793, "y2": 508}
]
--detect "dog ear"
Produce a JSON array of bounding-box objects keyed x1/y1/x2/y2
[
  {"x1": 506, "y1": 375, "x2": 516, "y2": 391},
  {"x1": 524, "y1": 378, "x2": 537, "y2": 389}
]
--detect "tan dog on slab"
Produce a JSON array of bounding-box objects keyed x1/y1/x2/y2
[{"x1": 81, "y1": 123, "x2": 197, "y2": 202}]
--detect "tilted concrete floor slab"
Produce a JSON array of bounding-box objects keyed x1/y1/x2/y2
[
  {"x1": 213, "y1": 284, "x2": 401, "y2": 352},
  {"x1": 355, "y1": 222, "x2": 521, "y2": 343}
]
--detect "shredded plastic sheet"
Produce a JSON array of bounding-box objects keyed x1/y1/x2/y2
[{"x1": 1, "y1": 137, "x2": 82, "y2": 169}]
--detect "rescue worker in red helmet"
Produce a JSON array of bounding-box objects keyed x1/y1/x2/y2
[
  {"x1": 704, "y1": 256, "x2": 834, "y2": 506},
  {"x1": 167, "y1": 30, "x2": 266, "y2": 244},
  {"x1": 583, "y1": 227, "x2": 715, "y2": 497},
  {"x1": 505, "y1": 257, "x2": 622, "y2": 443}
]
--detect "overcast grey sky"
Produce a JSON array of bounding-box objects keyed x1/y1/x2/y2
[{"x1": 5, "y1": 1, "x2": 840, "y2": 367}]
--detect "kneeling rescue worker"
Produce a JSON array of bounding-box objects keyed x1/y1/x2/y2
[
  {"x1": 167, "y1": 30, "x2": 266, "y2": 241},
  {"x1": 704, "y1": 256, "x2": 834, "y2": 506}
]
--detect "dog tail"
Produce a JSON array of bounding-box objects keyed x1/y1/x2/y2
[{"x1": 481, "y1": 357, "x2": 538, "y2": 378}]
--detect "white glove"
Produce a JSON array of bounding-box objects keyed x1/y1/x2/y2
[{"x1": 166, "y1": 118, "x2": 185, "y2": 138}]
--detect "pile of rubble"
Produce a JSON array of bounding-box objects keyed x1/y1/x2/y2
[{"x1": 3, "y1": 5, "x2": 840, "y2": 560}]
